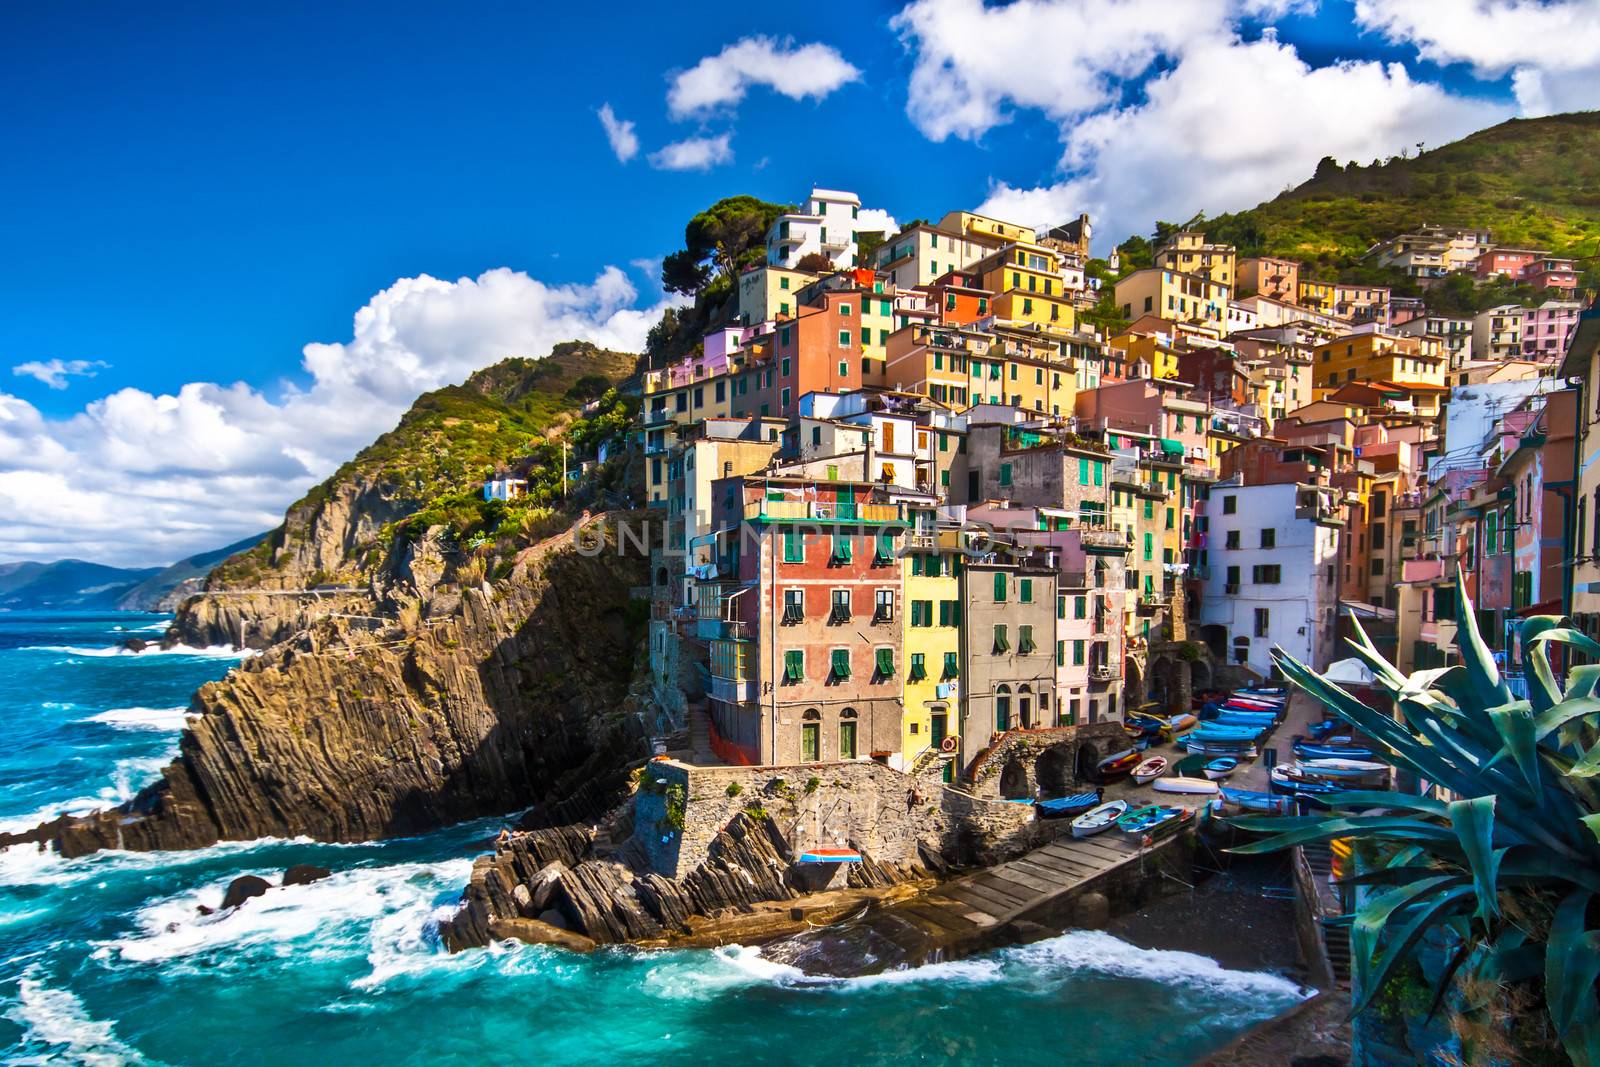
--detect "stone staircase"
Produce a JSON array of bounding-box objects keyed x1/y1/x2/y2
[
  {"x1": 687, "y1": 699, "x2": 713, "y2": 763},
  {"x1": 1304, "y1": 841, "x2": 1352, "y2": 990}
]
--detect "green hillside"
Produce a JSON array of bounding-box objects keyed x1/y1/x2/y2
[
  {"x1": 210, "y1": 341, "x2": 641, "y2": 586},
  {"x1": 1190, "y1": 111, "x2": 1600, "y2": 294}
]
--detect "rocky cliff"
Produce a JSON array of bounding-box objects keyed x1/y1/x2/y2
[{"x1": 33, "y1": 520, "x2": 652, "y2": 857}]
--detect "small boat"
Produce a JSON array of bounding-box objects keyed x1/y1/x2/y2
[
  {"x1": 1211, "y1": 711, "x2": 1278, "y2": 728},
  {"x1": 1036, "y1": 789, "x2": 1104, "y2": 818},
  {"x1": 1203, "y1": 757, "x2": 1239, "y2": 780},
  {"x1": 1219, "y1": 786, "x2": 1293, "y2": 813},
  {"x1": 1094, "y1": 748, "x2": 1141, "y2": 782},
  {"x1": 1293, "y1": 739, "x2": 1375, "y2": 761},
  {"x1": 1131, "y1": 755, "x2": 1168, "y2": 784},
  {"x1": 1227, "y1": 693, "x2": 1286, "y2": 708},
  {"x1": 1117, "y1": 804, "x2": 1188, "y2": 839},
  {"x1": 1238, "y1": 686, "x2": 1287, "y2": 698},
  {"x1": 798, "y1": 848, "x2": 862, "y2": 863},
  {"x1": 1153, "y1": 776, "x2": 1219, "y2": 795},
  {"x1": 1125, "y1": 712, "x2": 1166, "y2": 736},
  {"x1": 1184, "y1": 737, "x2": 1258, "y2": 758},
  {"x1": 1071, "y1": 799, "x2": 1129, "y2": 837},
  {"x1": 1195, "y1": 723, "x2": 1265, "y2": 742},
  {"x1": 1269, "y1": 765, "x2": 1340, "y2": 795},
  {"x1": 1307, "y1": 720, "x2": 1347, "y2": 741},
  {"x1": 1161, "y1": 713, "x2": 1199, "y2": 739},
  {"x1": 1297, "y1": 757, "x2": 1388, "y2": 778}
]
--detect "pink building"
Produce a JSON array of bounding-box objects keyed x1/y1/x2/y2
[
  {"x1": 1527, "y1": 258, "x2": 1579, "y2": 293},
  {"x1": 703, "y1": 322, "x2": 776, "y2": 363},
  {"x1": 1521, "y1": 301, "x2": 1582, "y2": 360},
  {"x1": 1475, "y1": 248, "x2": 1540, "y2": 280}
]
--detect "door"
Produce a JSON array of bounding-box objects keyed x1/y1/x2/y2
[
  {"x1": 839, "y1": 721, "x2": 857, "y2": 759},
  {"x1": 967, "y1": 469, "x2": 979, "y2": 502},
  {"x1": 1019, "y1": 697, "x2": 1032, "y2": 729},
  {"x1": 837, "y1": 485, "x2": 856, "y2": 520},
  {"x1": 930, "y1": 710, "x2": 947, "y2": 748},
  {"x1": 801, "y1": 723, "x2": 820, "y2": 762},
  {"x1": 882, "y1": 422, "x2": 896, "y2": 455}
]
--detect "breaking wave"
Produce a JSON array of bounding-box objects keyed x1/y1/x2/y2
[
  {"x1": 4, "y1": 967, "x2": 147, "y2": 1066},
  {"x1": 82, "y1": 706, "x2": 194, "y2": 732}
]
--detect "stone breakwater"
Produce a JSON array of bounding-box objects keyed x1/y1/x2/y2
[
  {"x1": 442, "y1": 757, "x2": 1054, "y2": 952},
  {"x1": 9, "y1": 540, "x2": 652, "y2": 858}
]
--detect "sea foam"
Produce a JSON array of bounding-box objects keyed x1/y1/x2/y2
[
  {"x1": 4, "y1": 967, "x2": 147, "y2": 1066},
  {"x1": 82, "y1": 706, "x2": 194, "y2": 732},
  {"x1": 23, "y1": 643, "x2": 251, "y2": 660}
]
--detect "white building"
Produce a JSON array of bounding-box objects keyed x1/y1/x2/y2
[
  {"x1": 875, "y1": 223, "x2": 1000, "y2": 289},
  {"x1": 1471, "y1": 304, "x2": 1524, "y2": 362},
  {"x1": 483, "y1": 474, "x2": 527, "y2": 501},
  {"x1": 766, "y1": 188, "x2": 861, "y2": 270},
  {"x1": 1395, "y1": 312, "x2": 1472, "y2": 370},
  {"x1": 1200, "y1": 481, "x2": 1344, "y2": 677}
]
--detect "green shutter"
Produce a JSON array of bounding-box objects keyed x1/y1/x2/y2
[
  {"x1": 1019, "y1": 578, "x2": 1032, "y2": 603},
  {"x1": 834, "y1": 534, "x2": 852, "y2": 562},
  {"x1": 876, "y1": 648, "x2": 894, "y2": 677},
  {"x1": 784, "y1": 651, "x2": 804, "y2": 682},
  {"x1": 908, "y1": 654, "x2": 927, "y2": 682},
  {"x1": 943, "y1": 652, "x2": 959, "y2": 679},
  {"x1": 784, "y1": 529, "x2": 803, "y2": 562},
  {"x1": 993, "y1": 572, "x2": 1006, "y2": 602},
  {"x1": 993, "y1": 625, "x2": 1010, "y2": 654},
  {"x1": 831, "y1": 649, "x2": 851, "y2": 678}
]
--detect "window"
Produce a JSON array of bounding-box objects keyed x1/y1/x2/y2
[
  {"x1": 1018, "y1": 625, "x2": 1036, "y2": 653},
  {"x1": 830, "y1": 648, "x2": 851, "y2": 680},
  {"x1": 830, "y1": 589, "x2": 852, "y2": 623},
  {"x1": 1056, "y1": 640, "x2": 1065, "y2": 667},
  {"x1": 783, "y1": 529, "x2": 805, "y2": 563},
  {"x1": 838, "y1": 331, "x2": 852, "y2": 347},
  {"x1": 874, "y1": 648, "x2": 894, "y2": 680},
  {"x1": 1074, "y1": 595, "x2": 1086, "y2": 619},
  {"x1": 874, "y1": 589, "x2": 895, "y2": 622},
  {"x1": 1073, "y1": 640, "x2": 1086, "y2": 665},
  {"x1": 839, "y1": 302, "x2": 852, "y2": 317},
  {"x1": 1260, "y1": 528, "x2": 1276, "y2": 549},
  {"x1": 910, "y1": 600, "x2": 933, "y2": 627},
  {"x1": 1371, "y1": 558, "x2": 1384, "y2": 575},
  {"x1": 832, "y1": 534, "x2": 852, "y2": 564},
  {"x1": 1224, "y1": 530, "x2": 1240, "y2": 550},
  {"x1": 999, "y1": 463, "x2": 1012, "y2": 487},
  {"x1": 993, "y1": 572, "x2": 1007, "y2": 602},
  {"x1": 908, "y1": 653, "x2": 927, "y2": 682},
  {"x1": 996, "y1": 689, "x2": 1011, "y2": 732},
  {"x1": 1223, "y1": 495, "x2": 1237, "y2": 514},
  {"x1": 1252, "y1": 564, "x2": 1282, "y2": 584},
  {"x1": 993, "y1": 625, "x2": 1010, "y2": 654},
  {"x1": 783, "y1": 650, "x2": 804, "y2": 683},
  {"x1": 1254, "y1": 608, "x2": 1270, "y2": 637},
  {"x1": 938, "y1": 599, "x2": 960, "y2": 627},
  {"x1": 942, "y1": 652, "x2": 959, "y2": 679},
  {"x1": 1225, "y1": 565, "x2": 1240, "y2": 589},
  {"x1": 783, "y1": 588, "x2": 805, "y2": 624},
  {"x1": 1019, "y1": 578, "x2": 1033, "y2": 603},
  {"x1": 1143, "y1": 532, "x2": 1153, "y2": 561}
]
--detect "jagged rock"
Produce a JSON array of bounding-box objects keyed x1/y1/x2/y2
[
  {"x1": 120, "y1": 637, "x2": 148, "y2": 654},
  {"x1": 529, "y1": 861, "x2": 567, "y2": 911},
  {"x1": 488, "y1": 916, "x2": 595, "y2": 952},
  {"x1": 28, "y1": 537, "x2": 651, "y2": 859},
  {"x1": 538, "y1": 909, "x2": 567, "y2": 929},
  {"x1": 283, "y1": 864, "x2": 331, "y2": 886},
  {"x1": 511, "y1": 884, "x2": 533, "y2": 916},
  {"x1": 221, "y1": 875, "x2": 272, "y2": 910}
]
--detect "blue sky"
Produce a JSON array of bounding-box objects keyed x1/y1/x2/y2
[{"x1": 0, "y1": 0, "x2": 1591, "y2": 564}]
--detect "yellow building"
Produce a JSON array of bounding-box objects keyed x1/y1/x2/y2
[
  {"x1": 1110, "y1": 331, "x2": 1180, "y2": 380},
  {"x1": 736, "y1": 265, "x2": 817, "y2": 325},
  {"x1": 1114, "y1": 269, "x2": 1231, "y2": 331},
  {"x1": 1313, "y1": 331, "x2": 1447, "y2": 392},
  {"x1": 901, "y1": 525, "x2": 962, "y2": 774},
  {"x1": 1154, "y1": 231, "x2": 1236, "y2": 288},
  {"x1": 939, "y1": 210, "x2": 1035, "y2": 244},
  {"x1": 974, "y1": 246, "x2": 1077, "y2": 332}
]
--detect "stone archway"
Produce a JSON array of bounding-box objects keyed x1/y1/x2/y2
[
  {"x1": 999, "y1": 757, "x2": 1031, "y2": 799},
  {"x1": 1075, "y1": 739, "x2": 1104, "y2": 782},
  {"x1": 1189, "y1": 657, "x2": 1213, "y2": 694},
  {"x1": 1149, "y1": 656, "x2": 1182, "y2": 710},
  {"x1": 1036, "y1": 743, "x2": 1074, "y2": 797},
  {"x1": 1200, "y1": 623, "x2": 1227, "y2": 659}
]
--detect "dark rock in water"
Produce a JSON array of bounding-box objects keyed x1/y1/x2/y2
[
  {"x1": 196, "y1": 904, "x2": 214, "y2": 917},
  {"x1": 282, "y1": 864, "x2": 331, "y2": 886},
  {"x1": 1073, "y1": 891, "x2": 1110, "y2": 929},
  {"x1": 119, "y1": 637, "x2": 148, "y2": 653},
  {"x1": 221, "y1": 874, "x2": 272, "y2": 910}
]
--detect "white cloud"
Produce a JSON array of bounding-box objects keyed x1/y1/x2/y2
[
  {"x1": 0, "y1": 268, "x2": 680, "y2": 567},
  {"x1": 979, "y1": 33, "x2": 1507, "y2": 240},
  {"x1": 856, "y1": 208, "x2": 899, "y2": 234},
  {"x1": 648, "y1": 133, "x2": 734, "y2": 172},
  {"x1": 1355, "y1": 0, "x2": 1600, "y2": 117},
  {"x1": 894, "y1": 0, "x2": 1515, "y2": 245},
  {"x1": 597, "y1": 103, "x2": 639, "y2": 163},
  {"x1": 12, "y1": 359, "x2": 110, "y2": 390},
  {"x1": 666, "y1": 36, "x2": 861, "y2": 119}
]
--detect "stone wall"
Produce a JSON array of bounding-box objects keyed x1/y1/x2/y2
[
  {"x1": 634, "y1": 757, "x2": 1038, "y2": 879},
  {"x1": 962, "y1": 720, "x2": 1129, "y2": 800}
]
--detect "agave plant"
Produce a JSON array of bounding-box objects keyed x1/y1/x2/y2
[{"x1": 1231, "y1": 569, "x2": 1600, "y2": 1064}]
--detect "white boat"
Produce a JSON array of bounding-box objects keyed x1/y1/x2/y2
[
  {"x1": 1071, "y1": 799, "x2": 1129, "y2": 838},
  {"x1": 1297, "y1": 757, "x2": 1388, "y2": 778},
  {"x1": 1153, "y1": 776, "x2": 1220, "y2": 796},
  {"x1": 1131, "y1": 755, "x2": 1168, "y2": 784}
]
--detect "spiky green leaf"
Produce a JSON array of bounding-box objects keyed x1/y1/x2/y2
[{"x1": 1547, "y1": 889, "x2": 1600, "y2": 1037}]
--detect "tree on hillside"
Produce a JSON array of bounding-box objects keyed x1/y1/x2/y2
[
  {"x1": 856, "y1": 230, "x2": 887, "y2": 265},
  {"x1": 1313, "y1": 155, "x2": 1342, "y2": 181},
  {"x1": 794, "y1": 251, "x2": 835, "y2": 273},
  {"x1": 661, "y1": 195, "x2": 794, "y2": 296}
]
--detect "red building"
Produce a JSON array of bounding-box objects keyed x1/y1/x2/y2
[{"x1": 704, "y1": 476, "x2": 905, "y2": 765}]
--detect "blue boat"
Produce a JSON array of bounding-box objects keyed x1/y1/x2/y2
[
  {"x1": 1293, "y1": 739, "x2": 1375, "y2": 761},
  {"x1": 1116, "y1": 804, "x2": 1188, "y2": 839},
  {"x1": 1037, "y1": 790, "x2": 1105, "y2": 819},
  {"x1": 1125, "y1": 711, "x2": 1166, "y2": 736},
  {"x1": 1203, "y1": 757, "x2": 1239, "y2": 780},
  {"x1": 1307, "y1": 720, "x2": 1343, "y2": 740},
  {"x1": 1195, "y1": 723, "x2": 1266, "y2": 742},
  {"x1": 1211, "y1": 710, "x2": 1277, "y2": 727}
]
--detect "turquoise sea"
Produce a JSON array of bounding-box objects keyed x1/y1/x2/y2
[{"x1": 0, "y1": 612, "x2": 1308, "y2": 1066}]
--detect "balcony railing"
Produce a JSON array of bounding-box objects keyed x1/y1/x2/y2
[
  {"x1": 1089, "y1": 666, "x2": 1117, "y2": 683},
  {"x1": 745, "y1": 500, "x2": 902, "y2": 523}
]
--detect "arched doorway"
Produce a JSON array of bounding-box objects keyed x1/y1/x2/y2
[
  {"x1": 839, "y1": 707, "x2": 858, "y2": 760},
  {"x1": 999, "y1": 757, "x2": 1030, "y2": 799},
  {"x1": 1075, "y1": 739, "x2": 1103, "y2": 782},
  {"x1": 1200, "y1": 624, "x2": 1227, "y2": 659},
  {"x1": 995, "y1": 684, "x2": 1012, "y2": 733},
  {"x1": 801, "y1": 708, "x2": 821, "y2": 762},
  {"x1": 1017, "y1": 684, "x2": 1033, "y2": 729},
  {"x1": 1036, "y1": 744, "x2": 1073, "y2": 796},
  {"x1": 1189, "y1": 657, "x2": 1213, "y2": 693},
  {"x1": 1150, "y1": 657, "x2": 1182, "y2": 709}
]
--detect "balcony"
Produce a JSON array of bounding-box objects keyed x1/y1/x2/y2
[
  {"x1": 1089, "y1": 666, "x2": 1117, "y2": 683},
  {"x1": 745, "y1": 500, "x2": 902, "y2": 524},
  {"x1": 1184, "y1": 466, "x2": 1219, "y2": 483},
  {"x1": 710, "y1": 676, "x2": 758, "y2": 705}
]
